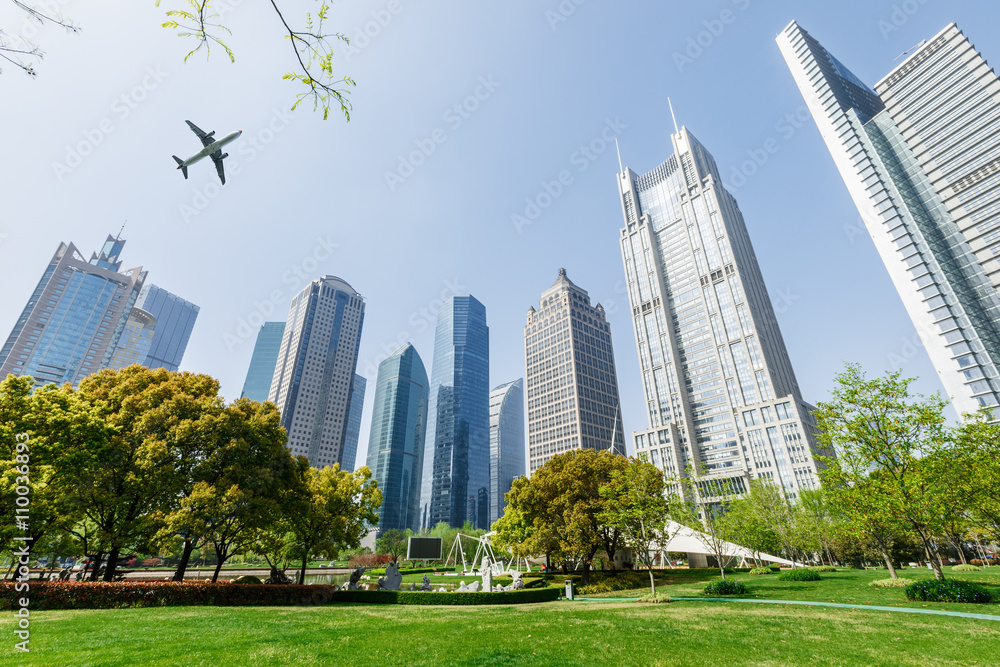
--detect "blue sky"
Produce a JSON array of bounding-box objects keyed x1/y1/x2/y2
[{"x1": 3, "y1": 0, "x2": 996, "y2": 465}]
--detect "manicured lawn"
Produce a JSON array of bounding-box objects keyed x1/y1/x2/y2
[
  {"x1": 581, "y1": 566, "x2": 1000, "y2": 615},
  {"x1": 2, "y1": 599, "x2": 998, "y2": 666}
]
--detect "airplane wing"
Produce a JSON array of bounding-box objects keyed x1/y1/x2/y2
[
  {"x1": 210, "y1": 150, "x2": 226, "y2": 185},
  {"x1": 186, "y1": 120, "x2": 215, "y2": 148}
]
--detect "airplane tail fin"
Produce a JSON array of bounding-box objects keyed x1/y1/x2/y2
[{"x1": 172, "y1": 155, "x2": 188, "y2": 180}]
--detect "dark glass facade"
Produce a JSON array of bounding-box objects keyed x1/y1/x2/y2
[
  {"x1": 418, "y1": 296, "x2": 490, "y2": 529},
  {"x1": 366, "y1": 345, "x2": 428, "y2": 533},
  {"x1": 240, "y1": 322, "x2": 286, "y2": 402},
  {"x1": 135, "y1": 284, "x2": 200, "y2": 372},
  {"x1": 341, "y1": 374, "x2": 367, "y2": 472}
]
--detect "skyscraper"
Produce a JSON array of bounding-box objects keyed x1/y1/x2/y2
[
  {"x1": 107, "y1": 308, "x2": 157, "y2": 370},
  {"x1": 0, "y1": 235, "x2": 146, "y2": 387},
  {"x1": 778, "y1": 22, "x2": 1000, "y2": 414},
  {"x1": 240, "y1": 321, "x2": 286, "y2": 402},
  {"x1": 524, "y1": 270, "x2": 626, "y2": 474},
  {"x1": 269, "y1": 276, "x2": 365, "y2": 469},
  {"x1": 341, "y1": 374, "x2": 367, "y2": 472},
  {"x1": 616, "y1": 127, "x2": 826, "y2": 501},
  {"x1": 366, "y1": 344, "x2": 428, "y2": 533},
  {"x1": 133, "y1": 284, "x2": 199, "y2": 372},
  {"x1": 488, "y1": 378, "x2": 525, "y2": 526},
  {"x1": 418, "y1": 295, "x2": 490, "y2": 530}
]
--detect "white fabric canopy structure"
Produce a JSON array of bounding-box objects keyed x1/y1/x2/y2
[{"x1": 661, "y1": 521, "x2": 796, "y2": 567}]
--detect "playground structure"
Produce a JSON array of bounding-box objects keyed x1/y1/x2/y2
[{"x1": 443, "y1": 532, "x2": 533, "y2": 576}]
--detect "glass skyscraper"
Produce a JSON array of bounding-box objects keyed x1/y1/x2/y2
[
  {"x1": 488, "y1": 378, "x2": 524, "y2": 526},
  {"x1": 778, "y1": 22, "x2": 1000, "y2": 414},
  {"x1": 133, "y1": 284, "x2": 200, "y2": 372},
  {"x1": 617, "y1": 127, "x2": 827, "y2": 502},
  {"x1": 107, "y1": 308, "x2": 157, "y2": 370},
  {"x1": 366, "y1": 344, "x2": 428, "y2": 534},
  {"x1": 524, "y1": 270, "x2": 626, "y2": 474},
  {"x1": 0, "y1": 235, "x2": 146, "y2": 387},
  {"x1": 418, "y1": 295, "x2": 490, "y2": 529},
  {"x1": 341, "y1": 374, "x2": 367, "y2": 472},
  {"x1": 269, "y1": 276, "x2": 365, "y2": 470},
  {"x1": 240, "y1": 321, "x2": 286, "y2": 402}
]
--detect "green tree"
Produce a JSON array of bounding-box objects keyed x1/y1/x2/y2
[
  {"x1": 721, "y1": 483, "x2": 782, "y2": 566},
  {"x1": 598, "y1": 456, "x2": 669, "y2": 593},
  {"x1": 375, "y1": 528, "x2": 411, "y2": 565},
  {"x1": 814, "y1": 364, "x2": 953, "y2": 580},
  {"x1": 952, "y1": 410, "x2": 1000, "y2": 545},
  {"x1": 285, "y1": 464, "x2": 381, "y2": 584}
]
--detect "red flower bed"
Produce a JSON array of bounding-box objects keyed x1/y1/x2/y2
[{"x1": 0, "y1": 581, "x2": 342, "y2": 610}]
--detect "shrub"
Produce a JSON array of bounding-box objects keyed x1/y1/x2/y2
[
  {"x1": 951, "y1": 564, "x2": 981, "y2": 572},
  {"x1": 748, "y1": 566, "x2": 773, "y2": 576},
  {"x1": 778, "y1": 569, "x2": 821, "y2": 582},
  {"x1": 577, "y1": 570, "x2": 651, "y2": 595},
  {"x1": 347, "y1": 553, "x2": 391, "y2": 569},
  {"x1": 809, "y1": 565, "x2": 838, "y2": 572},
  {"x1": 869, "y1": 578, "x2": 910, "y2": 588},
  {"x1": 327, "y1": 587, "x2": 559, "y2": 605},
  {"x1": 904, "y1": 579, "x2": 992, "y2": 604},
  {"x1": 141, "y1": 558, "x2": 162, "y2": 568},
  {"x1": 0, "y1": 581, "x2": 343, "y2": 611},
  {"x1": 232, "y1": 575, "x2": 263, "y2": 585},
  {"x1": 970, "y1": 559, "x2": 984, "y2": 566},
  {"x1": 636, "y1": 592, "x2": 671, "y2": 604},
  {"x1": 703, "y1": 579, "x2": 748, "y2": 596}
]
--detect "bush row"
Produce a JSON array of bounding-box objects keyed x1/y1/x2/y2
[
  {"x1": 904, "y1": 579, "x2": 993, "y2": 604},
  {"x1": 362, "y1": 567, "x2": 453, "y2": 577},
  {"x1": 0, "y1": 581, "x2": 342, "y2": 611},
  {"x1": 326, "y1": 587, "x2": 560, "y2": 605},
  {"x1": 778, "y1": 569, "x2": 821, "y2": 582},
  {"x1": 703, "y1": 579, "x2": 748, "y2": 596}
]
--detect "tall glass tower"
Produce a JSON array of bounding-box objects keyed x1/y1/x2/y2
[
  {"x1": 240, "y1": 322, "x2": 286, "y2": 403},
  {"x1": 341, "y1": 374, "x2": 367, "y2": 472},
  {"x1": 617, "y1": 127, "x2": 827, "y2": 502},
  {"x1": 107, "y1": 308, "x2": 157, "y2": 370},
  {"x1": 133, "y1": 284, "x2": 200, "y2": 372},
  {"x1": 418, "y1": 295, "x2": 490, "y2": 529},
  {"x1": 366, "y1": 344, "x2": 428, "y2": 534},
  {"x1": 0, "y1": 235, "x2": 146, "y2": 387},
  {"x1": 778, "y1": 22, "x2": 1000, "y2": 414},
  {"x1": 269, "y1": 276, "x2": 365, "y2": 470},
  {"x1": 488, "y1": 378, "x2": 525, "y2": 526},
  {"x1": 524, "y1": 270, "x2": 626, "y2": 474}
]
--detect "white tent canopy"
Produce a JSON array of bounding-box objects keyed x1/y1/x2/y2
[{"x1": 661, "y1": 521, "x2": 796, "y2": 567}]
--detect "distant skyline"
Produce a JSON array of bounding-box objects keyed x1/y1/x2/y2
[{"x1": 4, "y1": 2, "x2": 999, "y2": 468}]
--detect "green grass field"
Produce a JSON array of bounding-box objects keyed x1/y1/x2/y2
[{"x1": 2, "y1": 599, "x2": 997, "y2": 666}]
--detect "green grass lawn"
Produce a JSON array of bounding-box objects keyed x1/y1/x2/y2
[
  {"x1": 2, "y1": 600, "x2": 998, "y2": 666},
  {"x1": 579, "y1": 566, "x2": 1000, "y2": 615}
]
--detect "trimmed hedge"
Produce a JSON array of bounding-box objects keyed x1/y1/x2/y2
[
  {"x1": 869, "y1": 578, "x2": 910, "y2": 588},
  {"x1": 951, "y1": 564, "x2": 982, "y2": 572},
  {"x1": 904, "y1": 579, "x2": 993, "y2": 604},
  {"x1": 748, "y1": 566, "x2": 773, "y2": 575},
  {"x1": 0, "y1": 581, "x2": 342, "y2": 611},
  {"x1": 778, "y1": 569, "x2": 821, "y2": 582},
  {"x1": 809, "y1": 566, "x2": 838, "y2": 572},
  {"x1": 326, "y1": 587, "x2": 560, "y2": 605},
  {"x1": 703, "y1": 579, "x2": 748, "y2": 596},
  {"x1": 365, "y1": 567, "x2": 454, "y2": 577}
]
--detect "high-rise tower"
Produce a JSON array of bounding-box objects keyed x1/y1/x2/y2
[
  {"x1": 778, "y1": 22, "x2": 1000, "y2": 414},
  {"x1": 488, "y1": 378, "x2": 525, "y2": 525},
  {"x1": 0, "y1": 235, "x2": 146, "y2": 387},
  {"x1": 524, "y1": 270, "x2": 626, "y2": 474},
  {"x1": 269, "y1": 276, "x2": 365, "y2": 469},
  {"x1": 341, "y1": 374, "x2": 367, "y2": 472},
  {"x1": 132, "y1": 284, "x2": 199, "y2": 372},
  {"x1": 240, "y1": 322, "x2": 286, "y2": 403},
  {"x1": 617, "y1": 127, "x2": 826, "y2": 502},
  {"x1": 418, "y1": 295, "x2": 490, "y2": 529},
  {"x1": 366, "y1": 344, "x2": 428, "y2": 534}
]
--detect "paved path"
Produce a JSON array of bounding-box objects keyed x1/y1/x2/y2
[{"x1": 570, "y1": 596, "x2": 1000, "y2": 621}]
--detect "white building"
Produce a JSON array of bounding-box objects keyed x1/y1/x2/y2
[
  {"x1": 269, "y1": 275, "x2": 365, "y2": 469},
  {"x1": 488, "y1": 378, "x2": 525, "y2": 525},
  {"x1": 778, "y1": 21, "x2": 1000, "y2": 414},
  {"x1": 524, "y1": 269, "x2": 627, "y2": 475},
  {"x1": 617, "y1": 127, "x2": 827, "y2": 502}
]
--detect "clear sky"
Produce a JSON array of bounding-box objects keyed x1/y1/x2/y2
[{"x1": 3, "y1": 0, "x2": 996, "y2": 466}]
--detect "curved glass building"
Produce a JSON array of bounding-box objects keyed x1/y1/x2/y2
[
  {"x1": 366, "y1": 344, "x2": 428, "y2": 534},
  {"x1": 489, "y1": 378, "x2": 525, "y2": 526}
]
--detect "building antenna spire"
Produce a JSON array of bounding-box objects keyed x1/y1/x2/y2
[
  {"x1": 668, "y1": 97, "x2": 679, "y2": 135},
  {"x1": 117, "y1": 220, "x2": 127, "y2": 240},
  {"x1": 615, "y1": 137, "x2": 623, "y2": 174}
]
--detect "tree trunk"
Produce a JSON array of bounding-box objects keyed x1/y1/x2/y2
[
  {"x1": 648, "y1": 565, "x2": 656, "y2": 595},
  {"x1": 173, "y1": 540, "x2": 195, "y2": 582},
  {"x1": 102, "y1": 546, "x2": 120, "y2": 582},
  {"x1": 298, "y1": 557, "x2": 308, "y2": 585},
  {"x1": 211, "y1": 558, "x2": 226, "y2": 583},
  {"x1": 953, "y1": 540, "x2": 968, "y2": 565},
  {"x1": 879, "y1": 546, "x2": 898, "y2": 579},
  {"x1": 88, "y1": 552, "x2": 104, "y2": 581},
  {"x1": 581, "y1": 559, "x2": 590, "y2": 585},
  {"x1": 920, "y1": 537, "x2": 943, "y2": 581}
]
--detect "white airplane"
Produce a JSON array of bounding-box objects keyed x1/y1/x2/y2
[{"x1": 173, "y1": 121, "x2": 242, "y2": 185}]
